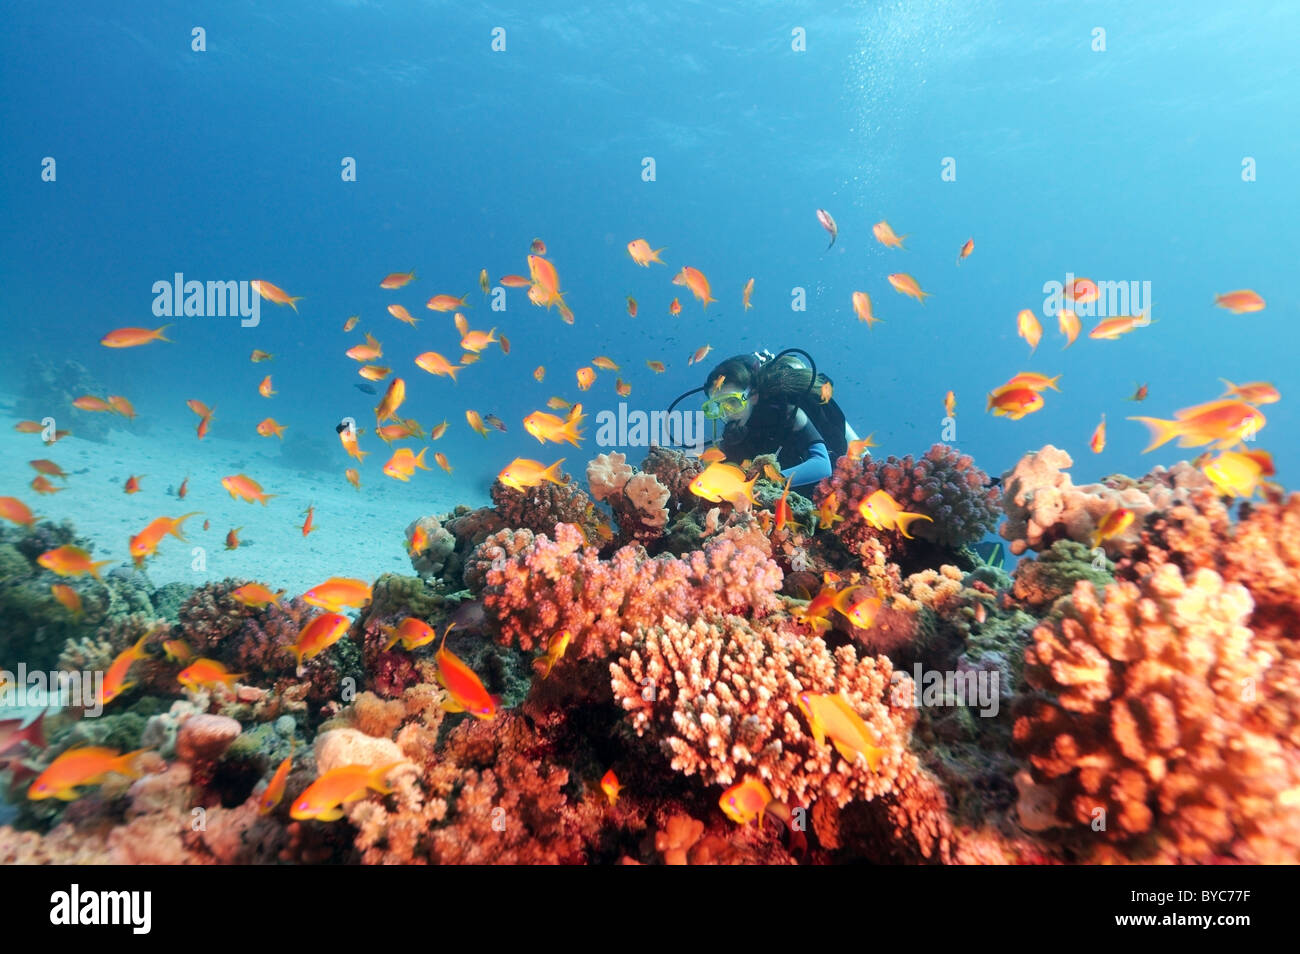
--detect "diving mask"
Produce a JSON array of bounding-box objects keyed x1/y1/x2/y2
[{"x1": 702, "y1": 391, "x2": 748, "y2": 420}]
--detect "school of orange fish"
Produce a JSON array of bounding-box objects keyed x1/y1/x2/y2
[{"x1": 0, "y1": 217, "x2": 1276, "y2": 822}]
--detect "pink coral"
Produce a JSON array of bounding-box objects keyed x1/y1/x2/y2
[
  {"x1": 1013, "y1": 564, "x2": 1300, "y2": 862},
  {"x1": 479, "y1": 522, "x2": 783, "y2": 662},
  {"x1": 999, "y1": 445, "x2": 1209, "y2": 556}
]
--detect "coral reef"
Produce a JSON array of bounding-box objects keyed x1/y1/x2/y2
[{"x1": 1013, "y1": 565, "x2": 1300, "y2": 862}]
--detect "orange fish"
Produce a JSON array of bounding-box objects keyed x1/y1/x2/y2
[
  {"x1": 772, "y1": 475, "x2": 795, "y2": 533},
  {"x1": 600, "y1": 768, "x2": 622, "y2": 806},
  {"x1": 28, "y1": 747, "x2": 148, "y2": 800},
  {"x1": 426, "y1": 293, "x2": 469, "y2": 312},
  {"x1": 30, "y1": 475, "x2": 64, "y2": 495},
  {"x1": 478, "y1": 268, "x2": 490, "y2": 295},
  {"x1": 857, "y1": 489, "x2": 933, "y2": 539},
  {"x1": 646, "y1": 360, "x2": 665, "y2": 373},
  {"x1": 300, "y1": 504, "x2": 318, "y2": 537},
  {"x1": 465, "y1": 409, "x2": 490, "y2": 438},
  {"x1": 301, "y1": 577, "x2": 371, "y2": 613},
  {"x1": 178, "y1": 475, "x2": 190, "y2": 498},
  {"x1": 530, "y1": 238, "x2": 547, "y2": 255},
  {"x1": 413, "y1": 350, "x2": 461, "y2": 382},
  {"x1": 251, "y1": 280, "x2": 302, "y2": 310},
  {"x1": 256, "y1": 417, "x2": 287, "y2": 439},
  {"x1": 1218, "y1": 379, "x2": 1279, "y2": 405},
  {"x1": 73, "y1": 395, "x2": 113, "y2": 412},
  {"x1": 196, "y1": 412, "x2": 213, "y2": 440},
  {"x1": 380, "y1": 270, "x2": 416, "y2": 290},
  {"x1": 177, "y1": 658, "x2": 244, "y2": 692},
  {"x1": 1092, "y1": 507, "x2": 1135, "y2": 548},
  {"x1": 290, "y1": 762, "x2": 401, "y2": 822},
  {"x1": 533, "y1": 365, "x2": 545, "y2": 382},
  {"x1": 1065, "y1": 277, "x2": 1098, "y2": 303},
  {"x1": 615, "y1": 378, "x2": 631, "y2": 397},
  {"x1": 499, "y1": 334, "x2": 510, "y2": 354},
  {"x1": 669, "y1": 297, "x2": 682, "y2": 316},
  {"x1": 535, "y1": 629, "x2": 571, "y2": 680},
  {"x1": 100, "y1": 325, "x2": 171, "y2": 348},
  {"x1": 872, "y1": 220, "x2": 907, "y2": 249},
  {"x1": 1127, "y1": 383, "x2": 1149, "y2": 402},
  {"x1": 1058, "y1": 309, "x2": 1081, "y2": 348},
  {"x1": 460, "y1": 328, "x2": 498, "y2": 353},
  {"x1": 499, "y1": 274, "x2": 531, "y2": 288},
  {"x1": 50, "y1": 583, "x2": 82, "y2": 616},
  {"x1": 626, "y1": 296, "x2": 638, "y2": 317},
  {"x1": 222, "y1": 474, "x2": 275, "y2": 505},
  {"x1": 107, "y1": 395, "x2": 136, "y2": 419},
  {"x1": 524, "y1": 403, "x2": 586, "y2": 446},
  {"x1": 576, "y1": 366, "x2": 596, "y2": 391},
  {"x1": 434, "y1": 451, "x2": 452, "y2": 473},
  {"x1": 1089, "y1": 314, "x2": 1151, "y2": 340},
  {"x1": 719, "y1": 776, "x2": 774, "y2": 826},
  {"x1": 387, "y1": 304, "x2": 419, "y2": 326},
  {"x1": 258, "y1": 749, "x2": 294, "y2": 815},
  {"x1": 851, "y1": 291, "x2": 880, "y2": 327},
  {"x1": 346, "y1": 332, "x2": 384, "y2": 362},
  {"x1": 14, "y1": 420, "x2": 45, "y2": 433},
  {"x1": 819, "y1": 380, "x2": 833, "y2": 404},
  {"x1": 435, "y1": 624, "x2": 499, "y2": 720},
  {"x1": 1017, "y1": 309, "x2": 1042, "y2": 353},
  {"x1": 163, "y1": 639, "x2": 193, "y2": 664},
  {"x1": 987, "y1": 387, "x2": 1044, "y2": 420},
  {"x1": 250, "y1": 349, "x2": 274, "y2": 362},
  {"x1": 689, "y1": 344, "x2": 712, "y2": 366},
  {"x1": 887, "y1": 272, "x2": 930, "y2": 303},
  {"x1": 546, "y1": 396, "x2": 571, "y2": 410},
  {"x1": 345, "y1": 468, "x2": 361, "y2": 490},
  {"x1": 337, "y1": 423, "x2": 368, "y2": 463},
  {"x1": 1214, "y1": 290, "x2": 1264, "y2": 314},
  {"x1": 832, "y1": 587, "x2": 882, "y2": 629},
  {"x1": 1130, "y1": 400, "x2": 1265, "y2": 452},
  {"x1": 382, "y1": 446, "x2": 431, "y2": 481},
  {"x1": 957, "y1": 238, "x2": 974, "y2": 264},
  {"x1": 359, "y1": 365, "x2": 390, "y2": 381},
  {"x1": 1201, "y1": 450, "x2": 1270, "y2": 498},
  {"x1": 796, "y1": 691, "x2": 885, "y2": 770},
  {"x1": 672, "y1": 266, "x2": 717, "y2": 308},
  {"x1": 627, "y1": 238, "x2": 666, "y2": 267},
  {"x1": 0, "y1": 496, "x2": 40, "y2": 526},
  {"x1": 37, "y1": 545, "x2": 112, "y2": 580},
  {"x1": 29, "y1": 459, "x2": 68, "y2": 479},
  {"x1": 124, "y1": 474, "x2": 144, "y2": 494},
  {"x1": 430, "y1": 419, "x2": 448, "y2": 440},
  {"x1": 994, "y1": 372, "x2": 1061, "y2": 393},
  {"x1": 231, "y1": 582, "x2": 284, "y2": 608},
  {"x1": 129, "y1": 512, "x2": 200, "y2": 565},
  {"x1": 375, "y1": 378, "x2": 406, "y2": 423},
  {"x1": 1089, "y1": 415, "x2": 1106, "y2": 454},
  {"x1": 343, "y1": 315, "x2": 359, "y2": 332},
  {"x1": 689, "y1": 462, "x2": 758, "y2": 507},
  {"x1": 381, "y1": 618, "x2": 439, "y2": 653},
  {"x1": 592, "y1": 356, "x2": 620, "y2": 372},
  {"x1": 944, "y1": 390, "x2": 956, "y2": 418},
  {"x1": 225, "y1": 527, "x2": 243, "y2": 550},
  {"x1": 846, "y1": 434, "x2": 877, "y2": 457},
  {"x1": 816, "y1": 491, "x2": 844, "y2": 530},
  {"x1": 742, "y1": 277, "x2": 755, "y2": 310},
  {"x1": 102, "y1": 632, "x2": 151, "y2": 706},
  {"x1": 186, "y1": 398, "x2": 214, "y2": 419},
  {"x1": 497, "y1": 458, "x2": 567, "y2": 492},
  {"x1": 288, "y1": 612, "x2": 352, "y2": 667}
]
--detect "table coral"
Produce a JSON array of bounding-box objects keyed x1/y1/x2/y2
[{"x1": 1013, "y1": 564, "x2": 1300, "y2": 863}]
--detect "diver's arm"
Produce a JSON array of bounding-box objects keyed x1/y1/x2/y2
[{"x1": 781, "y1": 440, "x2": 832, "y2": 485}]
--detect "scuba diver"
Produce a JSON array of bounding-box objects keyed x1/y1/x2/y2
[{"x1": 668, "y1": 348, "x2": 860, "y2": 495}]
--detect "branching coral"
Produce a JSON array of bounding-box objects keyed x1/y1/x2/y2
[
  {"x1": 479, "y1": 523, "x2": 782, "y2": 662},
  {"x1": 1012, "y1": 564, "x2": 1300, "y2": 862}
]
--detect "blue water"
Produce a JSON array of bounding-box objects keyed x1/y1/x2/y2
[{"x1": 2, "y1": 0, "x2": 1297, "y2": 505}]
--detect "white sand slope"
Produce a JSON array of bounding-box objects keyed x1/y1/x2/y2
[{"x1": 0, "y1": 402, "x2": 482, "y2": 597}]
